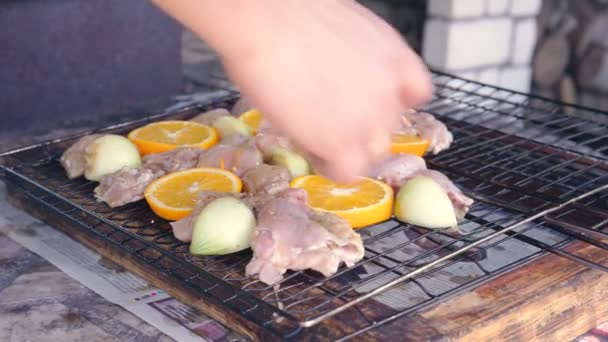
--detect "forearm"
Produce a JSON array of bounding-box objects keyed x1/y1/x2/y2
[{"x1": 151, "y1": 0, "x2": 289, "y2": 60}]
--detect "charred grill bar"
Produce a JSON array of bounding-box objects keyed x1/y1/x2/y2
[{"x1": 1, "y1": 72, "x2": 607, "y2": 340}]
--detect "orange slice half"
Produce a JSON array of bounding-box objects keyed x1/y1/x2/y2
[
  {"x1": 290, "y1": 175, "x2": 393, "y2": 228},
  {"x1": 144, "y1": 168, "x2": 242, "y2": 221},
  {"x1": 390, "y1": 134, "x2": 430, "y2": 156},
  {"x1": 238, "y1": 109, "x2": 264, "y2": 134},
  {"x1": 128, "y1": 121, "x2": 218, "y2": 155}
]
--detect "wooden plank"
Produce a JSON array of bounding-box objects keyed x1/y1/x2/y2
[
  {"x1": 7, "y1": 184, "x2": 608, "y2": 341},
  {"x1": 398, "y1": 241, "x2": 608, "y2": 341}
]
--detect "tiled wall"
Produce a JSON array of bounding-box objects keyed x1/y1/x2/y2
[{"x1": 422, "y1": 0, "x2": 541, "y2": 92}]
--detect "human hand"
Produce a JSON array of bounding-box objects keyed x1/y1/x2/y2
[
  {"x1": 222, "y1": 1, "x2": 432, "y2": 182},
  {"x1": 153, "y1": 0, "x2": 433, "y2": 182}
]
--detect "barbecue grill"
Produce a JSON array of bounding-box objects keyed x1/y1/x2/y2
[{"x1": 1, "y1": 71, "x2": 607, "y2": 341}]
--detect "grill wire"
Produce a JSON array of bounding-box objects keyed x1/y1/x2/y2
[{"x1": 1, "y1": 72, "x2": 607, "y2": 340}]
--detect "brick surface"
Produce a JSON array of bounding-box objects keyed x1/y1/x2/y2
[
  {"x1": 428, "y1": 0, "x2": 486, "y2": 19},
  {"x1": 423, "y1": 18, "x2": 512, "y2": 70},
  {"x1": 453, "y1": 70, "x2": 480, "y2": 81},
  {"x1": 511, "y1": 0, "x2": 542, "y2": 16},
  {"x1": 512, "y1": 18, "x2": 538, "y2": 64},
  {"x1": 499, "y1": 66, "x2": 532, "y2": 92},
  {"x1": 478, "y1": 67, "x2": 501, "y2": 86},
  {"x1": 486, "y1": 0, "x2": 511, "y2": 15}
]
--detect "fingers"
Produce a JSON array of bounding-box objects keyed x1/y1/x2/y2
[
  {"x1": 397, "y1": 48, "x2": 434, "y2": 109},
  {"x1": 313, "y1": 147, "x2": 369, "y2": 184}
]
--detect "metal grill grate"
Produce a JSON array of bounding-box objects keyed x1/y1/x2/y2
[{"x1": 1, "y1": 72, "x2": 607, "y2": 340}]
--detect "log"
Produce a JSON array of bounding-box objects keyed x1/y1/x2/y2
[
  {"x1": 559, "y1": 75, "x2": 577, "y2": 116},
  {"x1": 536, "y1": 0, "x2": 559, "y2": 36},
  {"x1": 533, "y1": 34, "x2": 570, "y2": 87},
  {"x1": 575, "y1": 10, "x2": 608, "y2": 58},
  {"x1": 533, "y1": 86, "x2": 558, "y2": 100},
  {"x1": 558, "y1": 14, "x2": 579, "y2": 38},
  {"x1": 576, "y1": 44, "x2": 608, "y2": 92}
]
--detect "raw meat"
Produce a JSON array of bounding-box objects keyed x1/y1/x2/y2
[
  {"x1": 400, "y1": 111, "x2": 453, "y2": 154},
  {"x1": 370, "y1": 154, "x2": 473, "y2": 220},
  {"x1": 95, "y1": 147, "x2": 204, "y2": 207},
  {"x1": 142, "y1": 147, "x2": 204, "y2": 173},
  {"x1": 170, "y1": 187, "x2": 364, "y2": 285},
  {"x1": 241, "y1": 164, "x2": 291, "y2": 195},
  {"x1": 197, "y1": 140, "x2": 263, "y2": 176},
  {"x1": 190, "y1": 108, "x2": 231, "y2": 126},
  {"x1": 254, "y1": 132, "x2": 293, "y2": 161},
  {"x1": 60, "y1": 134, "x2": 102, "y2": 179},
  {"x1": 94, "y1": 166, "x2": 164, "y2": 207},
  {"x1": 245, "y1": 189, "x2": 364, "y2": 285},
  {"x1": 370, "y1": 154, "x2": 427, "y2": 189}
]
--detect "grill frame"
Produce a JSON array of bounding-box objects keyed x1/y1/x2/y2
[{"x1": 1, "y1": 71, "x2": 608, "y2": 340}]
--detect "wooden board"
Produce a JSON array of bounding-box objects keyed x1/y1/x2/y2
[{"x1": 7, "y1": 184, "x2": 608, "y2": 341}]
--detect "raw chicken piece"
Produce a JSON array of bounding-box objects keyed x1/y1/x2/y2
[
  {"x1": 231, "y1": 97, "x2": 252, "y2": 115},
  {"x1": 95, "y1": 148, "x2": 204, "y2": 207},
  {"x1": 370, "y1": 154, "x2": 473, "y2": 219},
  {"x1": 246, "y1": 189, "x2": 364, "y2": 285},
  {"x1": 414, "y1": 170, "x2": 473, "y2": 220},
  {"x1": 94, "y1": 166, "x2": 164, "y2": 207},
  {"x1": 190, "y1": 108, "x2": 231, "y2": 126},
  {"x1": 218, "y1": 133, "x2": 251, "y2": 147},
  {"x1": 60, "y1": 134, "x2": 102, "y2": 179},
  {"x1": 254, "y1": 132, "x2": 293, "y2": 161},
  {"x1": 241, "y1": 164, "x2": 291, "y2": 195},
  {"x1": 400, "y1": 111, "x2": 453, "y2": 154},
  {"x1": 142, "y1": 147, "x2": 204, "y2": 173},
  {"x1": 370, "y1": 154, "x2": 427, "y2": 189},
  {"x1": 197, "y1": 140, "x2": 263, "y2": 176}
]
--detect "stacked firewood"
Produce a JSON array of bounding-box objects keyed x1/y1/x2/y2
[{"x1": 533, "y1": 0, "x2": 608, "y2": 113}]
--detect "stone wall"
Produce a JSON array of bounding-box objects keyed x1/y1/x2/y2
[{"x1": 422, "y1": 0, "x2": 541, "y2": 93}]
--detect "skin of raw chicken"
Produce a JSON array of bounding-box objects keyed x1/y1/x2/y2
[
  {"x1": 254, "y1": 132, "x2": 294, "y2": 161},
  {"x1": 245, "y1": 188, "x2": 364, "y2": 285},
  {"x1": 241, "y1": 164, "x2": 291, "y2": 195},
  {"x1": 190, "y1": 108, "x2": 231, "y2": 126},
  {"x1": 142, "y1": 147, "x2": 206, "y2": 173},
  {"x1": 170, "y1": 187, "x2": 364, "y2": 285},
  {"x1": 94, "y1": 166, "x2": 165, "y2": 207},
  {"x1": 400, "y1": 111, "x2": 453, "y2": 155},
  {"x1": 95, "y1": 147, "x2": 205, "y2": 207},
  {"x1": 370, "y1": 154, "x2": 427, "y2": 189},
  {"x1": 370, "y1": 153, "x2": 473, "y2": 220},
  {"x1": 197, "y1": 142, "x2": 263, "y2": 176},
  {"x1": 60, "y1": 134, "x2": 103, "y2": 179}
]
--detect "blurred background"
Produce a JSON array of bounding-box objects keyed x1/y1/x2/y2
[
  {"x1": 186, "y1": 0, "x2": 608, "y2": 113},
  {"x1": 2, "y1": 0, "x2": 608, "y2": 137}
]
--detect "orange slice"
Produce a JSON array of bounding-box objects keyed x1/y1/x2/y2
[
  {"x1": 128, "y1": 121, "x2": 218, "y2": 155},
  {"x1": 390, "y1": 134, "x2": 430, "y2": 156},
  {"x1": 290, "y1": 175, "x2": 393, "y2": 228},
  {"x1": 239, "y1": 109, "x2": 264, "y2": 134},
  {"x1": 144, "y1": 168, "x2": 242, "y2": 221}
]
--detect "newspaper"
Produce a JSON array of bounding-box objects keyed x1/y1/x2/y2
[{"x1": 0, "y1": 186, "x2": 245, "y2": 342}]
